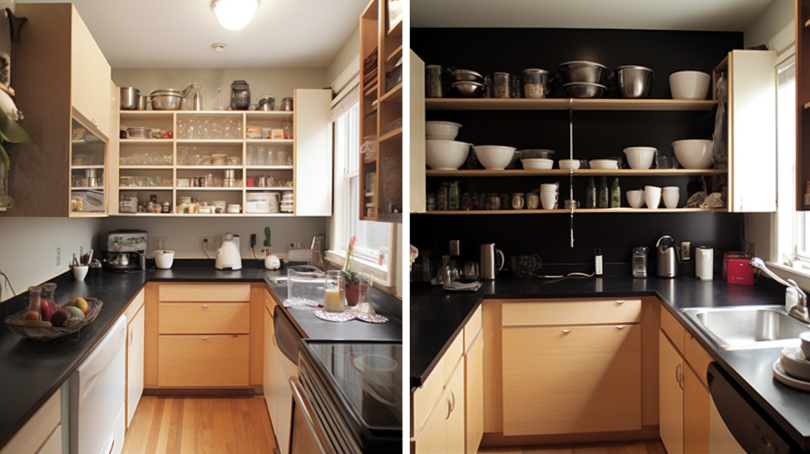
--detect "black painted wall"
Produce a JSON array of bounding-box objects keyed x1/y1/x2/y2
[{"x1": 411, "y1": 28, "x2": 747, "y2": 275}]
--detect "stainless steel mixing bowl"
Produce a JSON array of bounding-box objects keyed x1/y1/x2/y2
[{"x1": 616, "y1": 65, "x2": 654, "y2": 98}]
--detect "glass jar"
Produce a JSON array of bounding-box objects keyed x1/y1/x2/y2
[
  {"x1": 40, "y1": 283, "x2": 57, "y2": 306},
  {"x1": 487, "y1": 193, "x2": 501, "y2": 210},
  {"x1": 527, "y1": 192, "x2": 540, "y2": 210},
  {"x1": 512, "y1": 192, "x2": 525, "y2": 209},
  {"x1": 522, "y1": 68, "x2": 549, "y2": 99},
  {"x1": 448, "y1": 181, "x2": 460, "y2": 210},
  {"x1": 425, "y1": 65, "x2": 445, "y2": 98},
  {"x1": 426, "y1": 193, "x2": 436, "y2": 211},
  {"x1": 230, "y1": 80, "x2": 251, "y2": 110},
  {"x1": 437, "y1": 183, "x2": 449, "y2": 210},
  {"x1": 27, "y1": 286, "x2": 42, "y2": 318},
  {"x1": 162, "y1": 201, "x2": 171, "y2": 213},
  {"x1": 473, "y1": 193, "x2": 486, "y2": 210},
  {"x1": 461, "y1": 192, "x2": 473, "y2": 211},
  {"x1": 492, "y1": 72, "x2": 512, "y2": 98},
  {"x1": 324, "y1": 270, "x2": 344, "y2": 312}
]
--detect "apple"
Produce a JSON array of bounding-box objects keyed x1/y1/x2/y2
[
  {"x1": 40, "y1": 301, "x2": 57, "y2": 322},
  {"x1": 51, "y1": 310, "x2": 70, "y2": 327},
  {"x1": 23, "y1": 311, "x2": 40, "y2": 321},
  {"x1": 65, "y1": 297, "x2": 88, "y2": 315}
]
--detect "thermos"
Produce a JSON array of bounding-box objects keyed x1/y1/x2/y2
[
  {"x1": 696, "y1": 246, "x2": 713, "y2": 281},
  {"x1": 480, "y1": 243, "x2": 504, "y2": 280},
  {"x1": 656, "y1": 235, "x2": 679, "y2": 278}
]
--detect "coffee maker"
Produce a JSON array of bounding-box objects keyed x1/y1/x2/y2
[{"x1": 105, "y1": 230, "x2": 147, "y2": 272}]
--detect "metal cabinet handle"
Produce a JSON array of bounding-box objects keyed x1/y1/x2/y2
[
  {"x1": 676, "y1": 363, "x2": 684, "y2": 390},
  {"x1": 616, "y1": 300, "x2": 625, "y2": 304},
  {"x1": 617, "y1": 325, "x2": 626, "y2": 329},
  {"x1": 201, "y1": 304, "x2": 208, "y2": 308},
  {"x1": 562, "y1": 329, "x2": 572, "y2": 334},
  {"x1": 446, "y1": 389, "x2": 456, "y2": 419},
  {"x1": 202, "y1": 336, "x2": 209, "y2": 340}
]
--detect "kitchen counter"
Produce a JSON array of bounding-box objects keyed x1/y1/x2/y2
[
  {"x1": 411, "y1": 275, "x2": 810, "y2": 449},
  {"x1": 0, "y1": 263, "x2": 401, "y2": 450}
]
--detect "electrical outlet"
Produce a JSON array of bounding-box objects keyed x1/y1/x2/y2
[
  {"x1": 200, "y1": 236, "x2": 214, "y2": 250},
  {"x1": 449, "y1": 240, "x2": 460, "y2": 256},
  {"x1": 155, "y1": 236, "x2": 168, "y2": 251},
  {"x1": 56, "y1": 247, "x2": 61, "y2": 266}
]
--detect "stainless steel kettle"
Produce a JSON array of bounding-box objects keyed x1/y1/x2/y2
[
  {"x1": 656, "y1": 235, "x2": 679, "y2": 278},
  {"x1": 480, "y1": 243, "x2": 504, "y2": 280}
]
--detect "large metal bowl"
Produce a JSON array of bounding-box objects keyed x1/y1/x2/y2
[
  {"x1": 558, "y1": 61, "x2": 609, "y2": 84},
  {"x1": 149, "y1": 89, "x2": 183, "y2": 110},
  {"x1": 451, "y1": 81, "x2": 484, "y2": 98},
  {"x1": 617, "y1": 65, "x2": 654, "y2": 98},
  {"x1": 563, "y1": 82, "x2": 606, "y2": 98},
  {"x1": 450, "y1": 69, "x2": 484, "y2": 84}
]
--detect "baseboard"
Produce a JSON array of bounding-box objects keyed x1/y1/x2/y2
[
  {"x1": 143, "y1": 387, "x2": 259, "y2": 397},
  {"x1": 481, "y1": 425, "x2": 660, "y2": 447}
]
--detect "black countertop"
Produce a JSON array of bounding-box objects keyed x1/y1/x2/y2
[
  {"x1": 411, "y1": 276, "x2": 810, "y2": 449},
  {"x1": 0, "y1": 264, "x2": 401, "y2": 450}
]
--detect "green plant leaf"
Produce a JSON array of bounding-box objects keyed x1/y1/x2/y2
[
  {"x1": 0, "y1": 143, "x2": 9, "y2": 170},
  {"x1": 0, "y1": 109, "x2": 33, "y2": 144}
]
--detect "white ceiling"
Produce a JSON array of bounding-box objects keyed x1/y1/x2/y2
[
  {"x1": 17, "y1": 0, "x2": 368, "y2": 69},
  {"x1": 412, "y1": 0, "x2": 776, "y2": 31}
]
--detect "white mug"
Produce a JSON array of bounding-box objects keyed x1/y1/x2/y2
[
  {"x1": 541, "y1": 191, "x2": 557, "y2": 210},
  {"x1": 644, "y1": 186, "x2": 662, "y2": 209},
  {"x1": 540, "y1": 183, "x2": 557, "y2": 193},
  {"x1": 662, "y1": 186, "x2": 680, "y2": 209},
  {"x1": 627, "y1": 190, "x2": 645, "y2": 209},
  {"x1": 73, "y1": 265, "x2": 88, "y2": 281}
]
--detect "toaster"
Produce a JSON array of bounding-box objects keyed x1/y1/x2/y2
[
  {"x1": 119, "y1": 197, "x2": 138, "y2": 213},
  {"x1": 727, "y1": 258, "x2": 755, "y2": 285}
]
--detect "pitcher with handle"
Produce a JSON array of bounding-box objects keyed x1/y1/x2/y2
[{"x1": 480, "y1": 243, "x2": 504, "y2": 280}]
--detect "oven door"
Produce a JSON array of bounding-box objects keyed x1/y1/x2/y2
[{"x1": 289, "y1": 376, "x2": 336, "y2": 454}]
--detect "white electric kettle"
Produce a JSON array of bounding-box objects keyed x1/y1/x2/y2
[{"x1": 215, "y1": 233, "x2": 242, "y2": 270}]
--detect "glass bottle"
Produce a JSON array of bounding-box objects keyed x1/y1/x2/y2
[
  {"x1": 610, "y1": 178, "x2": 621, "y2": 208},
  {"x1": 437, "y1": 183, "x2": 449, "y2": 210},
  {"x1": 586, "y1": 177, "x2": 597, "y2": 208},
  {"x1": 598, "y1": 177, "x2": 609, "y2": 208},
  {"x1": 448, "y1": 181, "x2": 460, "y2": 210}
]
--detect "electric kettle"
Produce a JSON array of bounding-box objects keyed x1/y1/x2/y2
[
  {"x1": 656, "y1": 235, "x2": 679, "y2": 278},
  {"x1": 215, "y1": 232, "x2": 242, "y2": 270},
  {"x1": 480, "y1": 243, "x2": 504, "y2": 280}
]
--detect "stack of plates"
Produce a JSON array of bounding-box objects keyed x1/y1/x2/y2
[
  {"x1": 281, "y1": 191, "x2": 293, "y2": 213},
  {"x1": 773, "y1": 346, "x2": 810, "y2": 391}
]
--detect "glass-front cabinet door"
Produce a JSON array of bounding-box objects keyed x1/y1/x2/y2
[{"x1": 69, "y1": 115, "x2": 108, "y2": 216}]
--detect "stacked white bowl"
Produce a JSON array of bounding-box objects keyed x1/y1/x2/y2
[
  {"x1": 425, "y1": 121, "x2": 470, "y2": 170},
  {"x1": 644, "y1": 186, "x2": 662, "y2": 209},
  {"x1": 540, "y1": 184, "x2": 558, "y2": 210}
]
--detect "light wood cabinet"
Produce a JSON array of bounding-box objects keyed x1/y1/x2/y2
[
  {"x1": 158, "y1": 335, "x2": 249, "y2": 387},
  {"x1": 0, "y1": 389, "x2": 62, "y2": 454},
  {"x1": 414, "y1": 390, "x2": 449, "y2": 454},
  {"x1": 262, "y1": 288, "x2": 295, "y2": 454},
  {"x1": 126, "y1": 303, "x2": 145, "y2": 428},
  {"x1": 158, "y1": 302, "x2": 250, "y2": 334},
  {"x1": 465, "y1": 332, "x2": 484, "y2": 454},
  {"x1": 684, "y1": 363, "x2": 711, "y2": 454},
  {"x1": 659, "y1": 330, "x2": 685, "y2": 454},
  {"x1": 445, "y1": 361, "x2": 466, "y2": 454},
  {"x1": 70, "y1": 6, "x2": 111, "y2": 136},
  {"x1": 502, "y1": 324, "x2": 642, "y2": 436}
]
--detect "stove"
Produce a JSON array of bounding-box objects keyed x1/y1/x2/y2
[{"x1": 290, "y1": 340, "x2": 401, "y2": 453}]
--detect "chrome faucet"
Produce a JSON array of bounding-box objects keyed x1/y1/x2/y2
[{"x1": 749, "y1": 257, "x2": 810, "y2": 323}]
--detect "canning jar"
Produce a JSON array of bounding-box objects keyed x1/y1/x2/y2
[
  {"x1": 492, "y1": 72, "x2": 512, "y2": 98},
  {"x1": 522, "y1": 68, "x2": 549, "y2": 99},
  {"x1": 437, "y1": 183, "x2": 449, "y2": 210},
  {"x1": 487, "y1": 193, "x2": 501, "y2": 210},
  {"x1": 511, "y1": 192, "x2": 525, "y2": 209},
  {"x1": 425, "y1": 65, "x2": 445, "y2": 98},
  {"x1": 527, "y1": 192, "x2": 540, "y2": 210},
  {"x1": 448, "y1": 181, "x2": 460, "y2": 210}
]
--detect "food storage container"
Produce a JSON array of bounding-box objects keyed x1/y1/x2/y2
[
  {"x1": 522, "y1": 69, "x2": 549, "y2": 99},
  {"x1": 492, "y1": 72, "x2": 512, "y2": 98},
  {"x1": 425, "y1": 65, "x2": 446, "y2": 98},
  {"x1": 246, "y1": 126, "x2": 262, "y2": 139},
  {"x1": 361, "y1": 136, "x2": 377, "y2": 160},
  {"x1": 211, "y1": 153, "x2": 227, "y2": 166},
  {"x1": 127, "y1": 127, "x2": 151, "y2": 139},
  {"x1": 287, "y1": 266, "x2": 326, "y2": 306}
]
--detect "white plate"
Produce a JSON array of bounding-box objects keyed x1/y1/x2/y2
[
  {"x1": 773, "y1": 360, "x2": 810, "y2": 392},
  {"x1": 780, "y1": 346, "x2": 810, "y2": 381}
]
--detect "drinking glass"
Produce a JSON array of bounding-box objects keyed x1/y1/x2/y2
[{"x1": 324, "y1": 271, "x2": 344, "y2": 312}]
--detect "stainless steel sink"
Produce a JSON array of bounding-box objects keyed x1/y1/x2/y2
[
  {"x1": 268, "y1": 277, "x2": 288, "y2": 285},
  {"x1": 680, "y1": 306, "x2": 810, "y2": 351}
]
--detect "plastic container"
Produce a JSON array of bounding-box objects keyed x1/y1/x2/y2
[
  {"x1": 287, "y1": 266, "x2": 326, "y2": 306},
  {"x1": 522, "y1": 69, "x2": 549, "y2": 98},
  {"x1": 154, "y1": 250, "x2": 175, "y2": 269}
]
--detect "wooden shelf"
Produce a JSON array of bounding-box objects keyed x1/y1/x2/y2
[
  {"x1": 419, "y1": 208, "x2": 728, "y2": 215},
  {"x1": 245, "y1": 111, "x2": 293, "y2": 120},
  {"x1": 112, "y1": 213, "x2": 173, "y2": 217},
  {"x1": 119, "y1": 187, "x2": 173, "y2": 191},
  {"x1": 425, "y1": 169, "x2": 728, "y2": 177},
  {"x1": 380, "y1": 83, "x2": 402, "y2": 103},
  {"x1": 364, "y1": 157, "x2": 377, "y2": 164},
  {"x1": 246, "y1": 187, "x2": 292, "y2": 191},
  {"x1": 70, "y1": 165, "x2": 105, "y2": 169},
  {"x1": 245, "y1": 166, "x2": 293, "y2": 170},
  {"x1": 119, "y1": 111, "x2": 174, "y2": 121},
  {"x1": 245, "y1": 139, "x2": 293, "y2": 145},
  {"x1": 175, "y1": 187, "x2": 243, "y2": 191},
  {"x1": 425, "y1": 98, "x2": 717, "y2": 111},
  {"x1": 244, "y1": 213, "x2": 294, "y2": 217},
  {"x1": 120, "y1": 139, "x2": 173, "y2": 145},
  {"x1": 119, "y1": 165, "x2": 173, "y2": 169},
  {"x1": 804, "y1": 101, "x2": 810, "y2": 109},
  {"x1": 805, "y1": 18, "x2": 810, "y2": 27},
  {"x1": 176, "y1": 166, "x2": 243, "y2": 170},
  {"x1": 386, "y1": 45, "x2": 403, "y2": 63},
  {"x1": 176, "y1": 111, "x2": 244, "y2": 116},
  {"x1": 175, "y1": 139, "x2": 243, "y2": 144},
  {"x1": 380, "y1": 127, "x2": 402, "y2": 142},
  {"x1": 364, "y1": 83, "x2": 378, "y2": 97},
  {"x1": 70, "y1": 187, "x2": 104, "y2": 191},
  {"x1": 364, "y1": 109, "x2": 378, "y2": 118},
  {"x1": 387, "y1": 19, "x2": 402, "y2": 37}
]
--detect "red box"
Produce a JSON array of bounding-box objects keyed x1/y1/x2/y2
[{"x1": 727, "y1": 258, "x2": 755, "y2": 285}]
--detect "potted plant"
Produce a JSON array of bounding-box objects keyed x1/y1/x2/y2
[{"x1": 342, "y1": 236, "x2": 361, "y2": 306}]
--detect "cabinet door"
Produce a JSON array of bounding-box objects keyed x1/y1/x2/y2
[
  {"x1": 35, "y1": 425, "x2": 62, "y2": 454},
  {"x1": 264, "y1": 306, "x2": 278, "y2": 425},
  {"x1": 446, "y1": 361, "x2": 465, "y2": 454},
  {"x1": 414, "y1": 391, "x2": 447, "y2": 454},
  {"x1": 126, "y1": 308, "x2": 145, "y2": 427},
  {"x1": 294, "y1": 89, "x2": 332, "y2": 216},
  {"x1": 684, "y1": 364, "x2": 710, "y2": 454},
  {"x1": 276, "y1": 357, "x2": 298, "y2": 454},
  {"x1": 410, "y1": 50, "x2": 426, "y2": 213},
  {"x1": 659, "y1": 330, "x2": 685, "y2": 454},
  {"x1": 158, "y1": 335, "x2": 249, "y2": 387},
  {"x1": 465, "y1": 333, "x2": 484, "y2": 454},
  {"x1": 70, "y1": 7, "x2": 111, "y2": 136},
  {"x1": 502, "y1": 324, "x2": 641, "y2": 436}
]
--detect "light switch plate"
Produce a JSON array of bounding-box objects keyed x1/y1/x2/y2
[
  {"x1": 681, "y1": 242, "x2": 691, "y2": 261},
  {"x1": 449, "y1": 240, "x2": 460, "y2": 256}
]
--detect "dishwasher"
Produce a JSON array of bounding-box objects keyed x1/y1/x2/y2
[
  {"x1": 69, "y1": 315, "x2": 127, "y2": 454},
  {"x1": 708, "y1": 362, "x2": 810, "y2": 454}
]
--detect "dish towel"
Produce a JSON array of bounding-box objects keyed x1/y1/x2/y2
[{"x1": 443, "y1": 280, "x2": 483, "y2": 292}]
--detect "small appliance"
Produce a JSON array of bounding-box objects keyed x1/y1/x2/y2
[
  {"x1": 105, "y1": 230, "x2": 147, "y2": 272},
  {"x1": 230, "y1": 80, "x2": 250, "y2": 110},
  {"x1": 480, "y1": 243, "x2": 504, "y2": 280},
  {"x1": 154, "y1": 250, "x2": 175, "y2": 269},
  {"x1": 727, "y1": 258, "x2": 754, "y2": 285},
  {"x1": 215, "y1": 232, "x2": 242, "y2": 270},
  {"x1": 722, "y1": 251, "x2": 748, "y2": 280},
  {"x1": 632, "y1": 247, "x2": 648, "y2": 278},
  {"x1": 119, "y1": 197, "x2": 137, "y2": 213},
  {"x1": 656, "y1": 235, "x2": 679, "y2": 278},
  {"x1": 696, "y1": 246, "x2": 713, "y2": 281}
]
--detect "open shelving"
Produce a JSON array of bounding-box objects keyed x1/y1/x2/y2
[{"x1": 422, "y1": 208, "x2": 728, "y2": 215}]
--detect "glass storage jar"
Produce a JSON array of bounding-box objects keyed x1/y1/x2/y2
[
  {"x1": 522, "y1": 68, "x2": 549, "y2": 99},
  {"x1": 492, "y1": 72, "x2": 512, "y2": 98}
]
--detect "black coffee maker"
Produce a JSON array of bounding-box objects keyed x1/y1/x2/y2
[{"x1": 105, "y1": 230, "x2": 147, "y2": 272}]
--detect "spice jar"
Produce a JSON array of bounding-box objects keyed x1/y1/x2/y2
[
  {"x1": 162, "y1": 201, "x2": 171, "y2": 213},
  {"x1": 461, "y1": 192, "x2": 473, "y2": 211},
  {"x1": 448, "y1": 181, "x2": 460, "y2": 210},
  {"x1": 437, "y1": 183, "x2": 449, "y2": 210},
  {"x1": 492, "y1": 72, "x2": 512, "y2": 98},
  {"x1": 527, "y1": 192, "x2": 540, "y2": 210},
  {"x1": 426, "y1": 65, "x2": 446, "y2": 98},
  {"x1": 522, "y1": 68, "x2": 549, "y2": 99},
  {"x1": 511, "y1": 192, "x2": 525, "y2": 209}
]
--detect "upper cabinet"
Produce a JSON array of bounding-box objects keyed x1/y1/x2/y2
[{"x1": 9, "y1": 4, "x2": 112, "y2": 217}]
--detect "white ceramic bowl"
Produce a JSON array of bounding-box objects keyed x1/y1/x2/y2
[
  {"x1": 590, "y1": 159, "x2": 618, "y2": 170},
  {"x1": 521, "y1": 158, "x2": 553, "y2": 169},
  {"x1": 73, "y1": 265, "x2": 88, "y2": 281},
  {"x1": 425, "y1": 121, "x2": 463, "y2": 140},
  {"x1": 623, "y1": 146, "x2": 657, "y2": 169},
  {"x1": 669, "y1": 71, "x2": 710, "y2": 100},
  {"x1": 425, "y1": 140, "x2": 470, "y2": 170},
  {"x1": 672, "y1": 139, "x2": 713, "y2": 169},
  {"x1": 558, "y1": 159, "x2": 581, "y2": 170},
  {"x1": 154, "y1": 250, "x2": 175, "y2": 269},
  {"x1": 644, "y1": 186, "x2": 662, "y2": 209},
  {"x1": 627, "y1": 190, "x2": 645, "y2": 208},
  {"x1": 474, "y1": 145, "x2": 516, "y2": 170},
  {"x1": 781, "y1": 346, "x2": 810, "y2": 381}
]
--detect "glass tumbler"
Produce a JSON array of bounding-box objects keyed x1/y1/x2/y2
[
  {"x1": 27, "y1": 286, "x2": 42, "y2": 319},
  {"x1": 324, "y1": 271, "x2": 344, "y2": 312}
]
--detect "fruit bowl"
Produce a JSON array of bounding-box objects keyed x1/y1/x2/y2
[{"x1": 5, "y1": 297, "x2": 103, "y2": 341}]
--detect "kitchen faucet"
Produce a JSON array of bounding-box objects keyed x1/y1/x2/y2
[{"x1": 749, "y1": 257, "x2": 810, "y2": 323}]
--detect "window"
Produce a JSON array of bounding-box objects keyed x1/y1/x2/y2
[{"x1": 329, "y1": 102, "x2": 395, "y2": 286}]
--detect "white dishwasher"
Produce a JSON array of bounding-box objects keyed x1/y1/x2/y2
[{"x1": 69, "y1": 315, "x2": 126, "y2": 454}]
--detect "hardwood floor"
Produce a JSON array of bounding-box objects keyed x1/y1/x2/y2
[
  {"x1": 478, "y1": 439, "x2": 667, "y2": 454},
  {"x1": 121, "y1": 396, "x2": 277, "y2": 454}
]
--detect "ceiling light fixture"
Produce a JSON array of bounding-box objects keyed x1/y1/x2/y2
[
  {"x1": 212, "y1": 0, "x2": 258, "y2": 31},
  {"x1": 211, "y1": 43, "x2": 227, "y2": 53}
]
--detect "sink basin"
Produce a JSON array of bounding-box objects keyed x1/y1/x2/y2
[
  {"x1": 681, "y1": 306, "x2": 810, "y2": 351},
  {"x1": 268, "y1": 277, "x2": 288, "y2": 285}
]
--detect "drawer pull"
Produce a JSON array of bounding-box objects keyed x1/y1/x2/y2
[
  {"x1": 616, "y1": 300, "x2": 625, "y2": 304},
  {"x1": 202, "y1": 336, "x2": 209, "y2": 340},
  {"x1": 562, "y1": 329, "x2": 572, "y2": 334},
  {"x1": 446, "y1": 389, "x2": 456, "y2": 419},
  {"x1": 617, "y1": 325, "x2": 626, "y2": 329},
  {"x1": 201, "y1": 304, "x2": 209, "y2": 308}
]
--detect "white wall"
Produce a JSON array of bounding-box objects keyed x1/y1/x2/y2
[
  {"x1": 326, "y1": 24, "x2": 360, "y2": 86},
  {"x1": 744, "y1": 0, "x2": 794, "y2": 49},
  {"x1": 113, "y1": 68, "x2": 328, "y2": 111},
  {"x1": 0, "y1": 217, "x2": 101, "y2": 301}
]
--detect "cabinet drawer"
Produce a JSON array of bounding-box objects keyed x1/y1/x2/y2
[
  {"x1": 159, "y1": 303, "x2": 249, "y2": 334},
  {"x1": 464, "y1": 305, "x2": 482, "y2": 352},
  {"x1": 502, "y1": 299, "x2": 641, "y2": 326},
  {"x1": 158, "y1": 335, "x2": 249, "y2": 387},
  {"x1": 661, "y1": 307, "x2": 685, "y2": 353},
  {"x1": 502, "y1": 324, "x2": 642, "y2": 436},
  {"x1": 413, "y1": 331, "x2": 463, "y2": 433},
  {"x1": 159, "y1": 283, "x2": 251, "y2": 302}
]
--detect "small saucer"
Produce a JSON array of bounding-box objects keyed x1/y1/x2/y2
[{"x1": 773, "y1": 360, "x2": 810, "y2": 392}]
